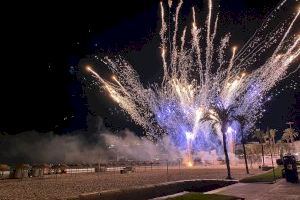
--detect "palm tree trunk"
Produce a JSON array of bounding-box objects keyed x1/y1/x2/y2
[
  {"x1": 241, "y1": 130, "x2": 249, "y2": 174},
  {"x1": 242, "y1": 142, "x2": 249, "y2": 174},
  {"x1": 261, "y1": 144, "x2": 265, "y2": 167},
  {"x1": 222, "y1": 125, "x2": 232, "y2": 179}
]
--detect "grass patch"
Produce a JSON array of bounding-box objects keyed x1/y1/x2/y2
[
  {"x1": 167, "y1": 193, "x2": 241, "y2": 200},
  {"x1": 239, "y1": 167, "x2": 282, "y2": 183}
]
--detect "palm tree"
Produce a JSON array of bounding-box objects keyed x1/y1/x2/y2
[
  {"x1": 269, "y1": 129, "x2": 277, "y2": 145},
  {"x1": 265, "y1": 129, "x2": 276, "y2": 179},
  {"x1": 234, "y1": 115, "x2": 249, "y2": 174},
  {"x1": 253, "y1": 129, "x2": 266, "y2": 167},
  {"x1": 268, "y1": 129, "x2": 278, "y2": 155},
  {"x1": 202, "y1": 104, "x2": 235, "y2": 179},
  {"x1": 282, "y1": 128, "x2": 299, "y2": 143},
  {"x1": 264, "y1": 129, "x2": 272, "y2": 155},
  {"x1": 281, "y1": 128, "x2": 299, "y2": 153}
]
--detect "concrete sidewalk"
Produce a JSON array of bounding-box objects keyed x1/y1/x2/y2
[{"x1": 205, "y1": 179, "x2": 300, "y2": 200}]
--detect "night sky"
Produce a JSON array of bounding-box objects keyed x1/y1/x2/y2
[{"x1": 1, "y1": 0, "x2": 299, "y2": 136}]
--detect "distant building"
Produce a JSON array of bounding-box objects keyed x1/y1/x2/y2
[
  {"x1": 14, "y1": 164, "x2": 31, "y2": 179},
  {"x1": 32, "y1": 164, "x2": 50, "y2": 177},
  {"x1": 65, "y1": 164, "x2": 95, "y2": 174},
  {"x1": 0, "y1": 164, "x2": 10, "y2": 179}
]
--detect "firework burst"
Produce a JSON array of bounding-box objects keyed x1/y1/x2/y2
[{"x1": 86, "y1": 0, "x2": 300, "y2": 162}]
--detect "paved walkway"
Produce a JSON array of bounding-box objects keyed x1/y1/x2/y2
[{"x1": 205, "y1": 179, "x2": 300, "y2": 200}]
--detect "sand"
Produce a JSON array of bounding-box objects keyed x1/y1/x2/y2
[{"x1": 0, "y1": 166, "x2": 262, "y2": 200}]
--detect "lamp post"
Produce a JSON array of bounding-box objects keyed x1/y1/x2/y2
[
  {"x1": 286, "y1": 122, "x2": 294, "y2": 129},
  {"x1": 268, "y1": 130, "x2": 276, "y2": 182}
]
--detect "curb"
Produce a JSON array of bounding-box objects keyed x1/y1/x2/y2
[{"x1": 63, "y1": 179, "x2": 238, "y2": 200}]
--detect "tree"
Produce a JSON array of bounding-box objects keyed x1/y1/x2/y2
[
  {"x1": 253, "y1": 129, "x2": 266, "y2": 167},
  {"x1": 281, "y1": 128, "x2": 299, "y2": 153},
  {"x1": 263, "y1": 129, "x2": 272, "y2": 155},
  {"x1": 234, "y1": 115, "x2": 249, "y2": 174},
  {"x1": 268, "y1": 129, "x2": 279, "y2": 156},
  {"x1": 282, "y1": 128, "x2": 298, "y2": 143},
  {"x1": 202, "y1": 104, "x2": 235, "y2": 179},
  {"x1": 265, "y1": 129, "x2": 276, "y2": 180},
  {"x1": 269, "y1": 129, "x2": 277, "y2": 145}
]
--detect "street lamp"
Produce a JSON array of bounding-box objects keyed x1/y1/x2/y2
[
  {"x1": 267, "y1": 130, "x2": 276, "y2": 182},
  {"x1": 286, "y1": 122, "x2": 294, "y2": 129}
]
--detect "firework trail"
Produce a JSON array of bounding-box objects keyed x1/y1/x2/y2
[{"x1": 86, "y1": 0, "x2": 300, "y2": 164}]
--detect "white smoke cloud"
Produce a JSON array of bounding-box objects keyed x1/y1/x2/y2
[
  {"x1": 0, "y1": 129, "x2": 183, "y2": 164},
  {"x1": 103, "y1": 129, "x2": 182, "y2": 162}
]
